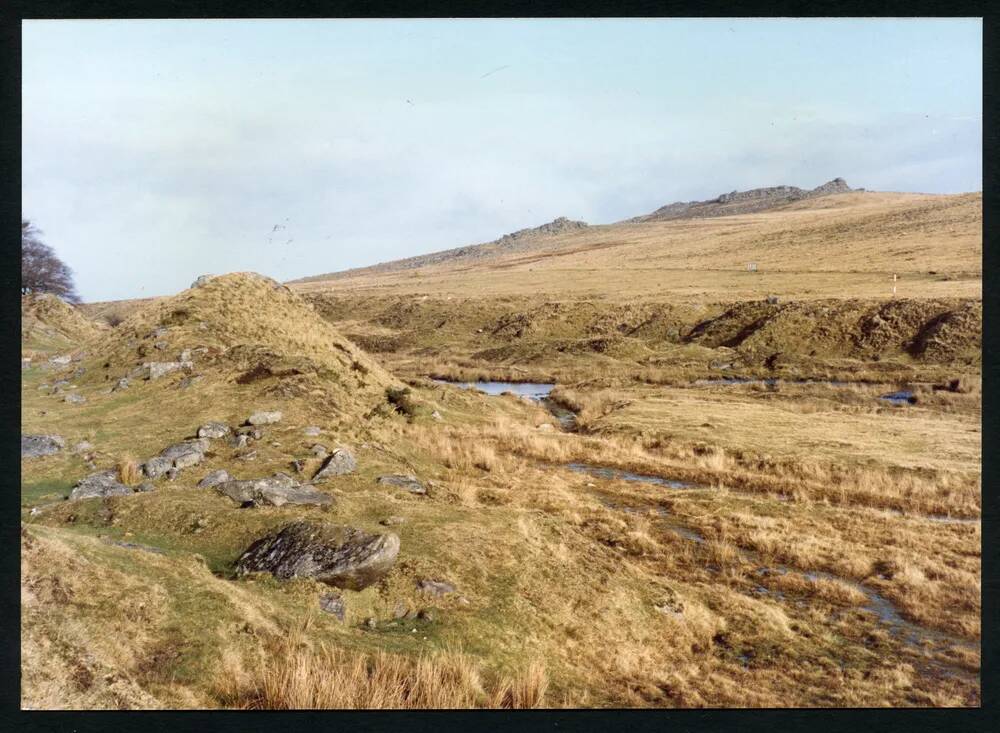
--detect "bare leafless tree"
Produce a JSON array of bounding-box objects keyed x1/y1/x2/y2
[{"x1": 21, "y1": 219, "x2": 80, "y2": 303}]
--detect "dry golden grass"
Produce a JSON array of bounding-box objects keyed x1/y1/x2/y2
[
  {"x1": 117, "y1": 455, "x2": 143, "y2": 486},
  {"x1": 215, "y1": 635, "x2": 548, "y2": 709}
]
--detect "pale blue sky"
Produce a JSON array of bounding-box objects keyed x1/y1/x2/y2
[{"x1": 22, "y1": 19, "x2": 982, "y2": 302}]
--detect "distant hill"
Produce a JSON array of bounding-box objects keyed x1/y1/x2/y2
[
  {"x1": 629, "y1": 178, "x2": 857, "y2": 223},
  {"x1": 293, "y1": 216, "x2": 589, "y2": 283}
]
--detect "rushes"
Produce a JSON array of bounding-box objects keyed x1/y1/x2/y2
[{"x1": 216, "y1": 640, "x2": 548, "y2": 709}]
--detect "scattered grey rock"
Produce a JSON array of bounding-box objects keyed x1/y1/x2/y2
[
  {"x1": 197, "y1": 422, "x2": 230, "y2": 439},
  {"x1": 63, "y1": 393, "x2": 87, "y2": 404},
  {"x1": 112, "y1": 377, "x2": 130, "y2": 391},
  {"x1": 766, "y1": 295, "x2": 780, "y2": 305},
  {"x1": 173, "y1": 451, "x2": 204, "y2": 469},
  {"x1": 143, "y1": 456, "x2": 173, "y2": 479},
  {"x1": 235, "y1": 520, "x2": 400, "y2": 591},
  {"x1": 303, "y1": 426, "x2": 322, "y2": 436},
  {"x1": 417, "y1": 579, "x2": 456, "y2": 597},
  {"x1": 137, "y1": 482, "x2": 156, "y2": 493},
  {"x1": 177, "y1": 375, "x2": 203, "y2": 390},
  {"x1": 73, "y1": 441, "x2": 93, "y2": 453},
  {"x1": 151, "y1": 327, "x2": 168, "y2": 338},
  {"x1": 310, "y1": 443, "x2": 329, "y2": 458},
  {"x1": 21, "y1": 434, "x2": 65, "y2": 458},
  {"x1": 230, "y1": 434, "x2": 250, "y2": 449},
  {"x1": 365, "y1": 617, "x2": 378, "y2": 629},
  {"x1": 72, "y1": 367, "x2": 86, "y2": 378},
  {"x1": 377, "y1": 474, "x2": 426, "y2": 495},
  {"x1": 319, "y1": 592, "x2": 346, "y2": 621},
  {"x1": 246, "y1": 410, "x2": 282, "y2": 426},
  {"x1": 69, "y1": 470, "x2": 134, "y2": 501},
  {"x1": 216, "y1": 474, "x2": 333, "y2": 507},
  {"x1": 154, "y1": 340, "x2": 169, "y2": 350},
  {"x1": 179, "y1": 349, "x2": 192, "y2": 362},
  {"x1": 236, "y1": 450, "x2": 258, "y2": 462},
  {"x1": 110, "y1": 540, "x2": 166, "y2": 555},
  {"x1": 291, "y1": 459, "x2": 308, "y2": 474},
  {"x1": 191, "y1": 274, "x2": 217, "y2": 288},
  {"x1": 430, "y1": 410, "x2": 443, "y2": 421},
  {"x1": 198, "y1": 469, "x2": 231, "y2": 488},
  {"x1": 147, "y1": 361, "x2": 193, "y2": 380},
  {"x1": 380, "y1": 516, "x2": 406, "y2": 527},
  {"x1": 160, "y1": 438, "x2": 209, "y2": 460},
  {"x1": 312, "y1": 448, "x2": 357, "y2": 482},
  {"x1": 49, "y1": 355, "x2": 71, "y2": 366}
]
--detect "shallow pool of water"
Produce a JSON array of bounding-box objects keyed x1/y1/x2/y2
[
  {"x1": 431, "y1": 379, "x2": 555, "y2": 401},
  {"x1": 879, "y1": 390, "x2": 916, "y2": 405},
  {"x1": 564, "y1": 462, "x2": 700, "y2": 490}
]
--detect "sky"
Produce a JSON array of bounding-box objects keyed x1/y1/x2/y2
[{"x1": 22, "y1": 18, "x2": 982, "y2": 303}]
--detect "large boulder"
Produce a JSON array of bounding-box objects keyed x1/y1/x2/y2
[
  {"x1": 143, "y1": 456, "x2": 173, "y2": 479},
  {"x1": 312, "y1": 448, "x2": 357, "y2": 482},
  {"x1": 376, "y1": 474, "x2": 427, "y2": 495},
  {"x1": 21, "y1": 434, "x2": 65, "y2": 458},
  {"x1": 215, "y1": 473, "x2": 333, "y2": 507},
  {"x1": 143, "y1": 438, "x2": 209, "y2": 477},
  {"x1": 69, "y1": 470, "x2": 134, "y2": 500},
  {"x1": 235, "y1": 520, "x2": 400, "y2": 591}
]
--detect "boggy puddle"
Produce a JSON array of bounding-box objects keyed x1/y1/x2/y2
[{"x1": 562, "y1": 461, "x2": 979, "y2": 685}]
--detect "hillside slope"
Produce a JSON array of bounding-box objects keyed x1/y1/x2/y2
[{"x1": 294, "y1": 191, "x2": 982, "y2": 303}]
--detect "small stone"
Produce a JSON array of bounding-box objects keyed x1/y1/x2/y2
[
  {"x1": 179, "y1": 350, "x2": 192, "y2": 362},
  {"x1": 64, "y1": 393, "x2": 86, "y2": 404},
  {"x1": 312, "y1": 448, "x2": 357, "y2": 482},
  {"x1": 136, "y1": 482, "x2": 156, "y2": 493},
  {"x1": 417, "y1": 579, "x2": 456, "y2": 597},
  {"x1": 430, "y1": 410, "x2": 443, "y2": 421},
  {"x1": 303, "y1": 426, "x2": 322, "y2": 436},
  {"x1": 380, "y1": 516, "x2": 406, "y2": 527},
  {"x1": 153, "y1": 340, "x2": 169, "y2": 350},
  {"x1": 377, "y1": 474, "x2": 426, "y2": 495},
  {"x1": 198, "y1": 469, "x2": 231, "y2": 488},
  {"x1": 291, "y1": 459, "x2": 307, "y2": 474},
  {"x1": 319, "y1": 593, "x2": 346, "y2": 621},
  {"x1": 246, "y1": 411, "x2": 282, "y2": 426},
  {"x1": 112, "y1": 377, "x2": 130, "y2": 391},
  {"x1": 236, "y1": 450, "x2": 258, "y2": 462},
  {"x1": 49, "y1": 355, "x2": 72, "y2": 366},
  {"x1": 310, "y1": 444, "x2": 329, "y2": 458},
  {"x1": 365, "y1": 617, "x2": 377, "y2": 629},
  {"x1": 177, "y1": 375, "x2": 202, "y2": 390},
  {"x1": 230, "y1": 434, "x2": 250, "y2": 449},
  {"x1": 143, "y1": 456, "x2": 173, "y2": 479},
  {"x1": 197, "y1": 422, "x2": 230, "y2": 439}
]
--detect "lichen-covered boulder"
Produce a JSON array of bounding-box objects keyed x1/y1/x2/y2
[
  {"x1": 197, "y1": 469, "x2": 231, "y2": 488},
  {"x1": 235, "y1": 521, "x2": 400, "y2": 591},
  {"x1": 312, "y1": 448, "x2": 357, "y2": 482},
  {"x1": 21, "y1": 434, "x2": 65, "y2": 458},
  {"x1": 215, "y1": 473, "x2": 332, "y2": 507},
  {"x1": 197, "y1": 422, "x2": 230, "y2": 439},
  {"x1": 69, "y1": 470, "x2": 134, "y2": 500},
  {"x1": 376, "y1": 474, "x2": 427, "y2": 495}
]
